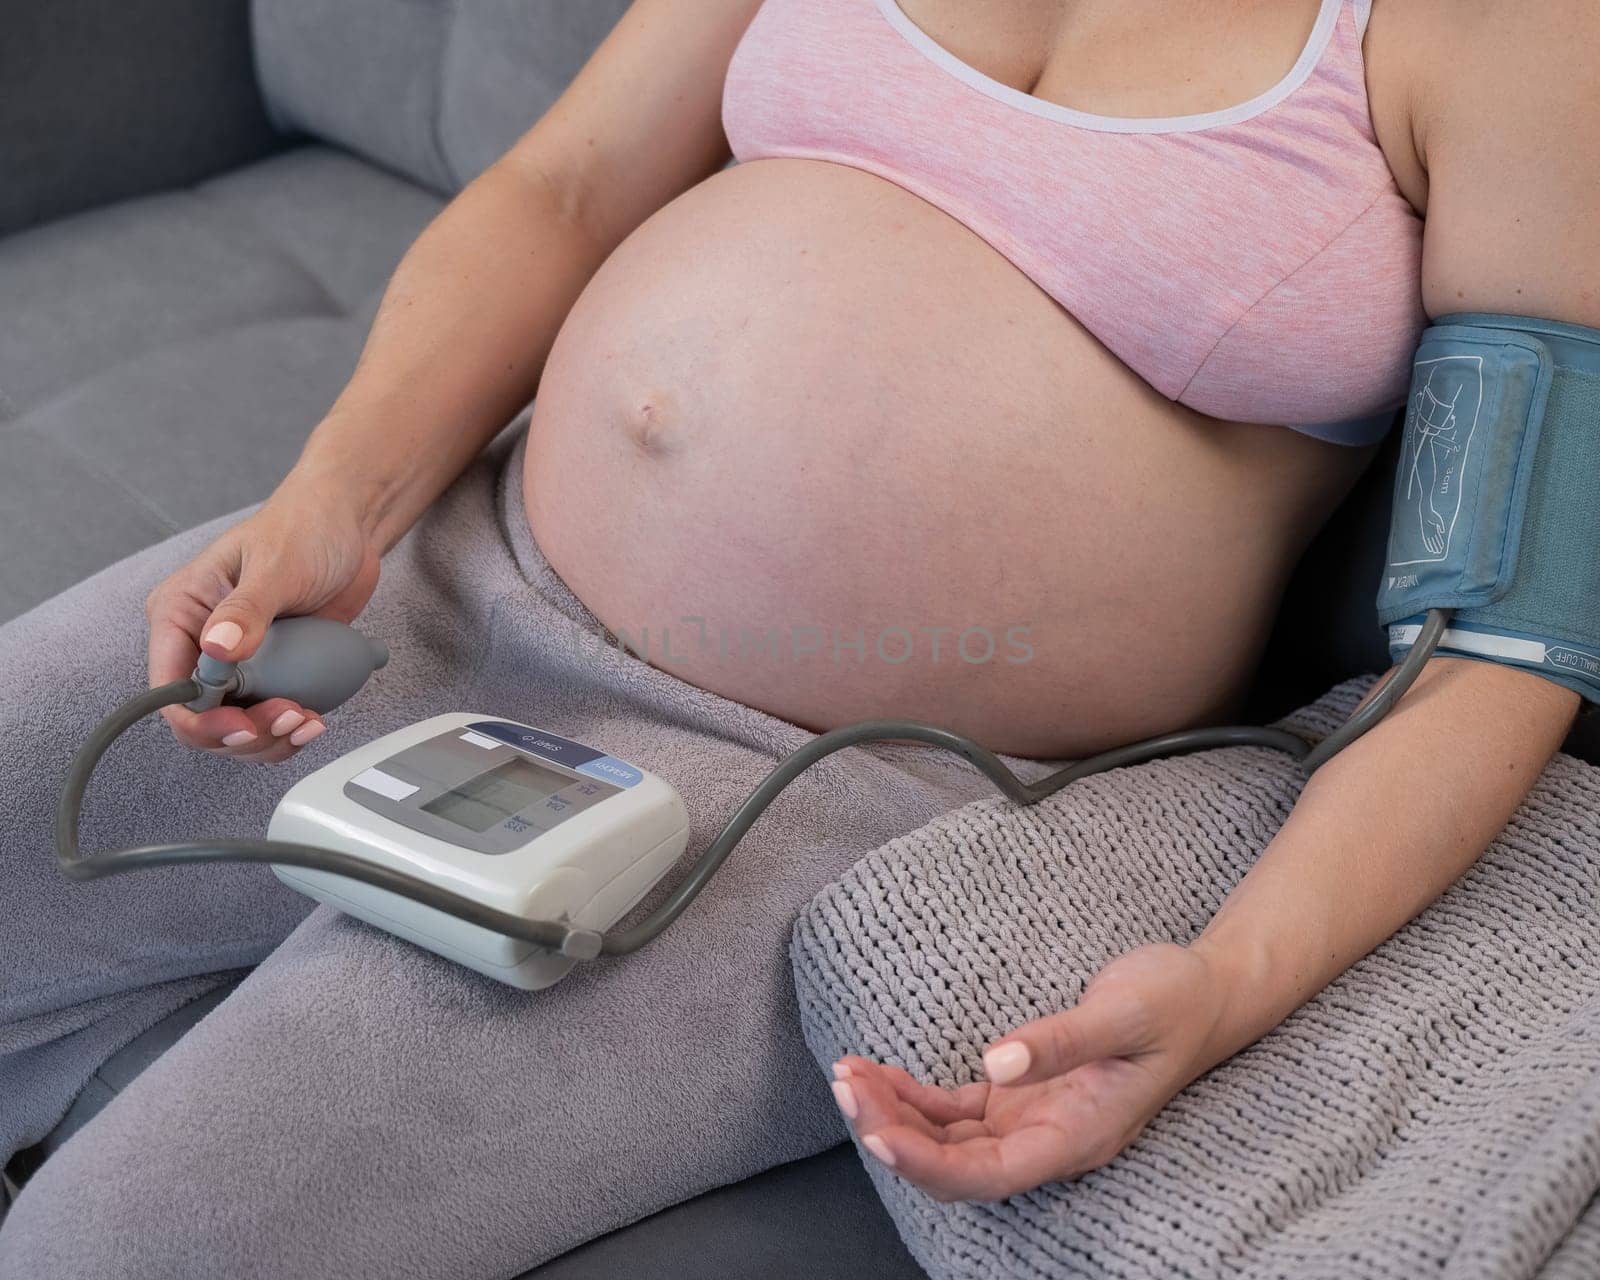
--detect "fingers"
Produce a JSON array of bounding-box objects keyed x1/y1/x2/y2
[
  {"x1": 981, "y1": 994, "x2": 1148, "y2": 1088},
  {"x1": 141, "y1": 509, "x2": 377, "y2": 764},
  {"x1": 147, "y1": 545, "x2": 246, "y2": 745},
  {"x1": 829, "y1": 1058, "x2": 993, "y2": 1153},
  {"x1": 198, "y1": 579, "x2": 279, "y2": 664},
  {"x1": 195, "y1": 514, "x2": 381, "y2": 662},
  {"x1": 834, "y1": 1057, "x2": 989, "y2": 1125},
  {"x1": 165, "y1": 704, "x2": 259, "y2": 751},
  {"x1": 148, "y1": 592, "x2": 332, "y2": 760},
  {"x1": 833, "y1": 1061, "x2": 949, "y2": 1144},
  {"x1": 264, "y1": 704, "x2": 327, "y2": 748},
  {"x1": 227, "y1": 699, "x2": 328, "y2": 759},
  {"x1": 148, "y1": 596, "x2": 209, "y2": 691},
  {"x1": 165, "y1": 697, "x2": 327, "y2": 761},
  {"x1": 144, "y1": 536, "x2": 317, "y2": 758},
  {"x1": 860, "y1": 1122, "x2": 1081, "y2": 1204},
  {"x1": 217, "y1": 722, "x2": 322, "y2": 765},
  {"x1": 828, "y1": 1058, "x2": 1113, "y2": 1202}
]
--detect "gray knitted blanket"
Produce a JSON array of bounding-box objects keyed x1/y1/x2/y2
[{"x1": 792, "y1": 680, "x2": 1600, "y2": 1279}]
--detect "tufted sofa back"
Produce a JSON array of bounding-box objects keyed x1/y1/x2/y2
[{"x1": 251, "y1": 0, "x2": 633, "y2": 193}]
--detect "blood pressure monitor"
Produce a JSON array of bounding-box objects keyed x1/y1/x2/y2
[{"x1": 268, "y1": 714, "x2": 689, "y2": 988}]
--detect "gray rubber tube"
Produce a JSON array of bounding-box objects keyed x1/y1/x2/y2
[
  {"x1": 55, "y1": 614, "x2": 1449, "y2": 961},
  {"x1": 1301, "y1": 608, "x2": 1452, "y2": 772},
  {"x1": 598, "y1": 718, "x2": 1312, "y2": 954}
]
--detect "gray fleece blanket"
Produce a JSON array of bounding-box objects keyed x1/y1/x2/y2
[
  {"x1": 793, "y1": 679, "x2": 1600, "y2": 1279},
  {"x1": 0, "y1": 429, "x2": 997, "y2": 1278}
]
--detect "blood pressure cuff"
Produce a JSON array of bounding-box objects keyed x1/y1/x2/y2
[{"x1": 1378, "y1": 313, "x2": 1600, "y2": 703}]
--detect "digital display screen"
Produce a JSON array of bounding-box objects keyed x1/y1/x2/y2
[{"x1": 422, "y1": 757, "x2": 569, "y2": 832}]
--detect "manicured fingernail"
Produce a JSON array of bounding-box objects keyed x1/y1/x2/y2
[
  {"x1": 831, "y1": 1080, "x2": 858, "y2": 1120},
  {"x1": 203, "y1": 621, "x2": 244, "y2": 653},
  {"x1": 221, "y1": 729, "x2": 257, "y2": 747},
  {"x1": 832, "y1": 1062, "x2": 852, "y2": 1080},
  {"x1": 288, "y1": 720, "x2": 325, "y2": 747},
  {"x1": 983, "y1": 1042, "x2": 1030, "y2": 1085},
  {"x1": 269, "y1": 710, "x2": 306, "y2": 737},
  {"x1": 862, "y1": 1134, "x2": 897, "y2": 1167}
]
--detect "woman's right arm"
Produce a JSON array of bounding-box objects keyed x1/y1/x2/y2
[{"x1": 147, "y1": 0, "x2": 763, "y2": 761}]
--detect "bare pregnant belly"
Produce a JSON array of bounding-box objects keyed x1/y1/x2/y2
[{"x1": 525, "y1": 159, "x2": 1372, "y2": 758}]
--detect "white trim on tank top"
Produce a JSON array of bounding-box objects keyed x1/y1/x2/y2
[{"x1": 873, "y1": 0, "x2": 1347, "y2": 135}]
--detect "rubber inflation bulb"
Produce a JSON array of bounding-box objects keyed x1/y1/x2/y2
[{"x1": 231, "y1": 617, "x2": 389, "y2": 713}]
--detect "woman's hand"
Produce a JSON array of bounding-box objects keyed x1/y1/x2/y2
[
  {"x1": 144, "y1": 478, "x2": 382, "y2": 764},
  {"x1": 830, "y1": 943, "x2": 1229, "y2": 1203}
]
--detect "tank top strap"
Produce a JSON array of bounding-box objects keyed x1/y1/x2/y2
[{"x1": 1351, "y1": 0, "x2": 1374, "y2": 42}]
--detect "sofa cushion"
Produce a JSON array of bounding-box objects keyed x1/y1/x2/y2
[
  {"x1": 0, "y1": 0, "x2": 283, "y2": 239},
  {"x1": 0, "y1": 146, "x2": 442, "y2": 624},
  {"x1": 251, "y1": 0, "x2": 633, "y2": 193}
]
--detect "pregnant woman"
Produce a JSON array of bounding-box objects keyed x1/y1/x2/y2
[{"x1": 3, "y1": 0, "x2": 1595, "y2": 1271}]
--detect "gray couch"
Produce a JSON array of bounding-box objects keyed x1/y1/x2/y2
[
  {"x1": 2, "y1": 0, "x2": 616, "y2": 623},
  {"x1": 6, "y1": 1, "x2": 1596, "y2": 1276}
]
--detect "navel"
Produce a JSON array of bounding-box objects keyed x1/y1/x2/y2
[{"x1": 623, "y1": 390, "x2": 681, "y2": 455}]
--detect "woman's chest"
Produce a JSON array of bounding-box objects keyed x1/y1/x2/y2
[
  {"x1": 723, "y1": 0, "x2": 1426, "y2": 427},
  {"x1": 892, "y1": 0, "x2": 1330, "y2": 122}
]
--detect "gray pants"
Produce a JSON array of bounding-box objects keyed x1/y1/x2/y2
[{"x1": 0, "y1": 434, "x2": 991, "y2": 1279}]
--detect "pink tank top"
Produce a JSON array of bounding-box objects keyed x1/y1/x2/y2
[{"x1": 721, "y1": 0, "x2": 1427, "y2": 445}]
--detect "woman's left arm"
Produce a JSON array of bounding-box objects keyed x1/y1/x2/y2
[{"x1": 834, "y1": 5, "x2": 1598, "y2": 1202}]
